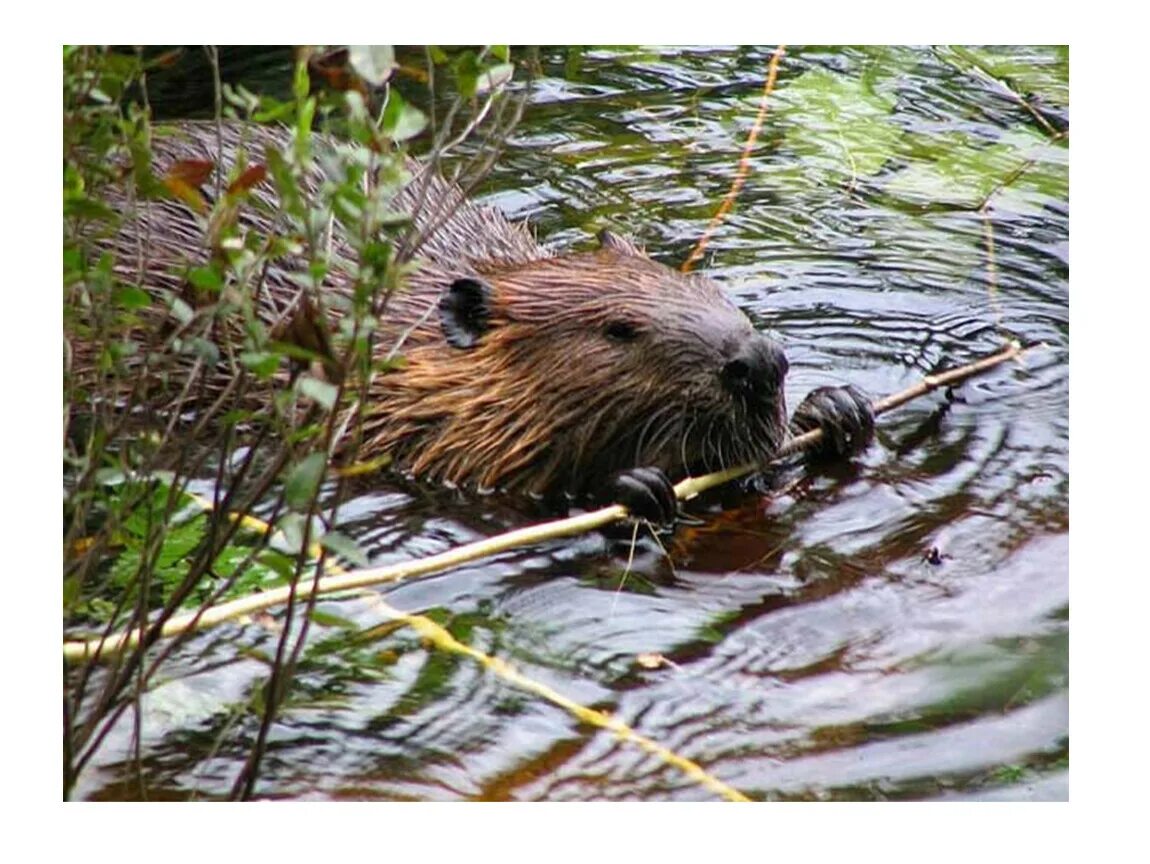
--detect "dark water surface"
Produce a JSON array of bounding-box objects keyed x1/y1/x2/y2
[{"x1": 77, "y1": 46, "x2": 1069, "y2": 801}]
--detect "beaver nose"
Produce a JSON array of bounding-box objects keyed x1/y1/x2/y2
[{"x1": 720, "y1": 336, "x2": 789, "y2": 398}]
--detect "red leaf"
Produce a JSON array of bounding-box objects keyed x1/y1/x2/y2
[
  {"x1": 162, "y1": 179, "x2": 207, "y2": 213},
  {"x1": 164, "y1": 159, "x2": 215, "y2": 188},
  {"x1": 227, "y1": 164, "x2": 267, "y2": 195},
  {"x1": 146, "y1": 48, "x2": 184, "y2": 70},
  {"x1": 162, "y1": 159, "x2": 215, "y2": 213}
]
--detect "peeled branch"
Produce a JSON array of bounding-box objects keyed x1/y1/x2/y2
[{"x1": 63, "y1": 340, "x2": 1034, "y2": 663}]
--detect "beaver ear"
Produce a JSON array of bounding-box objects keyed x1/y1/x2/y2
[
  {"x1": 597, "y1": 229, "x2": 647, "y2": 258},
  {"x1": 439, "y1": 277, "x2": 493, "y2": 349}
]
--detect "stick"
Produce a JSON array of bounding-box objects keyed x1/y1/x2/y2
[
  {"x1": 63, "y1": 340, "x2": 1034, "y2": 662},
  {"x1": 681, "y1": 45, "x2": 786, "y2": 274}
]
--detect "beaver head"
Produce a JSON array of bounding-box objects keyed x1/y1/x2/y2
[{"x1": 357, "y1": 231, "x2": 789, "y2": 498}]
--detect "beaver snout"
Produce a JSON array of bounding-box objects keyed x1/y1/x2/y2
[{"x1": 720, "y1": 335, "x2": 789, "y2": 400}]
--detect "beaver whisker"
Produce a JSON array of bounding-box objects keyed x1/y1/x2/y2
[
  {"x1": 714, "y1": 423, "x2": 733, "y2": 473},
  {"x1": 659, "y1": 408, "x2": 690, "y2": 465},
  {"x1": 695, "y1": 416, "x2": 715, "y2": 471},
  {"x1": 633, "y1": 404, "x2": 680, "y2": 466},
  {"x1": 716, "y1": 425, "x2": 733, "y2": 473},
  {"x1": 670, "y1": 413, "x2": 694, "y2": 465},
  {"x1": 702, "y1": 415, "x2": 722, "y2": 470},
  {"x1": 631, "y1": 410, "x2": 663, "y2": 468}
]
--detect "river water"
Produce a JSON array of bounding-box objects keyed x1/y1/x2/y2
[{"x1": 75, "y1": 45, "x2": 1069, "y2": 801}]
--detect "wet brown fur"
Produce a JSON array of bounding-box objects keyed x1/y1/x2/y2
[
  {"x1": 361, "y1": 250, "x2": 788, "y2": 496},
  {"x1": 82, "y1": 121, "x2": 789, "y2": 499}
]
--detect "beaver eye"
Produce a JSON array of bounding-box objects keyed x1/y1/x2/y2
[{"x1": 604, "y1": 320, "x2": 641, "y2": 342}]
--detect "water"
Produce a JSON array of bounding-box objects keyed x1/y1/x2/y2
[{"x1": 73, "y1": 45, "x2": 1069, "y2": 801}]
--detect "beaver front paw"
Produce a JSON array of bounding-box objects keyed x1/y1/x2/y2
[
  {"x1": 605, "y1": 467, "x2": 678, "y2": 525},
  {"x1": 790, "y1": 385, "x2": 875, "y2": 460}
]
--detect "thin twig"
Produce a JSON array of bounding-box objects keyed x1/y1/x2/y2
[
  {"x1": 681, "y1": 45, "x2": 786, "y2": 273},
  {"x1": 362, "y1": 593, "x2": 752, "y2": 802}
]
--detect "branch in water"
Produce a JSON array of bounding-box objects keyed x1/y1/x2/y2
[{"x1": 64, "y1": 340, "x2": 1036, "y2": 663}]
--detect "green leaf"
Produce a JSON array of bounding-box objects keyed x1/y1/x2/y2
[
  {"x1": 211, "y1": 545, "x2": 275, "y2": 598},
  {"x1": 307, "y1": 260, "x2": 330, "y2": 285},
  {"x1": 284, "y1": 452, "x2": 327, "y2": 511},
  {"x1": 107, "y1": 339, "x2": 139, "y2": 362},
  {"x1": 342, "y1": 90, "x2": 370, "y2": 127},
  {"x1": 64, "y1": 195, "x2": 117, "y2": 222},
  {"x1": 381, "y1": 91, "x2": 428, "y2": 142},
  {"x1": 181, "y1": 336, "x2": 220, "y2": 365},
  {"x1": 308, "y1": 608, "x2": 359, "y2": 629},
  {"x1": 295, "y1": 98, "x2": 317, "y2": 156},
  {"x1": 251, "y1": 95, "x2": 295, "y2": 125},
  {"x1": 277, "y1": 512, "x2": 307, "y2": 553},
  {"x1": 94, "y1": 467, "x2": 127, "y2": 486},
  {"x1": 241, "y1": 351, "x2": 282, "y2": 379},
  {"x1": 776, "y1": 67, "x2": 902, "y2": 179},
  {"x1": 154, "y1": 519, "x2": 207, "y2": 579},
  {"x1": 940, "y1": 45, "x2": 1068, "y2": 109},
  {"x1": 476, "y1": 63, "x2": 515, "y2": 94},
  {"x1": 349, "y1": 45, "x2": 396, "y2": 86},
  {"x1": 453, "y1": 51, "x2": 480, "y2": 99},
  {"x1": 258, "y1": 548, "x2": 297, "y2": 582},
  {"x1": 169, "y1": 296, "x2": 195, "y2": 326},
  {"x1": 188, "y1": 266, "x2": 223, "y2": 292},
  {"x1": 883, "y1": 127, "x2": 1062, "y2": 211},
  {"x1": 296, "y1": 375, "x2": 338, "y2": 411},
  {"x1": 105, "y1": 515, "x2": 207, "y2": 606},
  {"x1": 63, "y1": 245, "x2": 84, "y2": 275},
  {"x1": 115, "y1": 285, "x2": 151, "y2": 310},
  {"x1": 293, "y1": 57, "x2": 311, "y2": 106},
  {"x1": 320, "y1": 531, "x2": 369, "y2": 568},
  {"x1": 63, "y1": 574, "x2": 82, "y2": 613}
]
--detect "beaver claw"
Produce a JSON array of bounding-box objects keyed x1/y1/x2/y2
[
  {"x1": 790, "y1": 384, "x2": 875, "y2": 459},
  {"x1": 606, "y1": 467, "x2": 678, "y2": 525}
]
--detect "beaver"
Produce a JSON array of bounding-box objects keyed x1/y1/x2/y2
[{"x1": 78, "y1": 120, "x2": 873, "y2": 523}]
